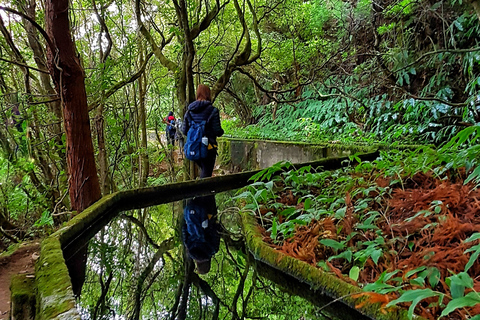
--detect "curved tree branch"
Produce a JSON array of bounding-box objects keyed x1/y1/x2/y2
[
  {"x1": 88, "y1": 52, "x2": 153, "y2": 111},
  {"x1": 0, "y1": 6, "x2": 54, "y2": 53},
  {"x1": 131, "y1": 237, "x2": 175, "y2": 320},
  {"x1": 135, "y1": 0, "x2": 177, "y2": 71},
  {"x1": 120, "y1": 213, "x2": 160, "y2": 249},
  {"x1": 191, "y1": 272, "x2": 220, "y2": 320}
]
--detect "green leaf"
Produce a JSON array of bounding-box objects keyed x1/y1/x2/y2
[
  {"x1": 447, "y1": 272, "x2": 473, "y2": 299},
  {"x1": 233, "y1": 191, "x2": 252, "y2": 200},
  {"x1": 271, "y1": 218, "x2": 278, "y2": 240},
  {"x1": 465, "y1": 165, "x2": 480, "y2": 184},
  {"x1": 304, "y1": 197, "x2": 312, "y2": 211},
  {"x1": 464, "y1": 243, "x2": 480, "y2": 272},
  {"x1": 406, "y1": 266, "x2": 426, "y2": 278},
  {"x1": 279, "y1": 207, "x2": 297, "y2": 218},
  {"x1": 329, "y1": 249, "x2": 353, "y2": 262},
  {"x1": 424, "y1": 267, "x2": 441, "y2": 288},
  {"x1": 440, "y1": 292, "x2": 480, "y2": 317},
  {"x1": 335, "y1": 207, "x2": 346, "y2": 219},
  {"x1": 464, "y1": 232, "x2": 480, "y2": 243},
  {"x1": 386, "y1": 289, "x2": 441, "y2": 319},
  {"x1": 319, "y1": 239, "x2": 345, "y2": 251},
  {"x1": 371, "y1": 249, "x2": 383, "y2": 265},
  {"x1": 349, "y1": 266, "x2": 360, "y2": 281}
]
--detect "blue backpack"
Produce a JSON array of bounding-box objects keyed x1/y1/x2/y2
[
  {"x1": 168, "y1": 119, "x2": 176, "y2": 131},
  {"x1": 184, "y1": 111, "x2": 212, "y2": 161},
  {"x1": 184, "y1": 201, "x2": 209, "y2": 244}
]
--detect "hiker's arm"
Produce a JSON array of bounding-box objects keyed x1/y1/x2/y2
[
  {"x1": 182, "y1": 114, "x2": 189, "y2": 136},
  {"x1": 210, "y1": 108, "x2": 224, "y2": 137}
]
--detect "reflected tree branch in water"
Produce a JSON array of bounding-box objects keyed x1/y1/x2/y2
[
  {"x1": 242, "y1": 269, "x2": 257, "y2": 317},
  {"x1": 92, "y1": 271, "x2": 113, "y2": 320},
  {"x1": 120, "y1": 213, "x2": 160, "y2": 249},
  {"x1": 130, "y1": 237, "x2": 175, "y2": 320},
  {"x1": 168, "y1": 280, "x2": 184, "y2": 320},
  {"x1": 231, "y1": 256, "x2": 251, "y2": 319},
  {"x1": 177, "y1": 259, "x2": 194, "y2": 320},
  {"x1": 191, "y1": 273, "x2": 220, "y2": 320}
]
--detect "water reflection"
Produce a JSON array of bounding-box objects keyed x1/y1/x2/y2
[
  {"x1": 76, "y1": 193, "x2": 356, "y2": 320},
  {"x1": 182, "y1": 195, "x2": 220, "y2": 275}
]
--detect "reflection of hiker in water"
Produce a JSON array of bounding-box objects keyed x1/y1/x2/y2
[
  {"x1": 182, "y1": 195, "x2": 220, "y2": 274},
  {"x1": 164, "y1": 111, "x2": 176, "y2": 146}
]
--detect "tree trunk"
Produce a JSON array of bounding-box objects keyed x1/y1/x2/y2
[
  {"x1": 45, "y1": 0, "x2": 101, "y2": 212},
  {"x1": 45, "y1": 0, "x2": 102, "y2": 297},
  {"x1": 137, "y1": 48, "x2": 149, "y2": 189}
]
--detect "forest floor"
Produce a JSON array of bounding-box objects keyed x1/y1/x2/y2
[
  {"x1": 258, "y1": 169, "x2": 480, "y2": 319},
  {"x1": 0, "y1": 242, "x2": 39, "y2": 319}
]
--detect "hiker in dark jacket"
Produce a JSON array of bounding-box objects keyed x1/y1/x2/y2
[
  {"x1": 182, "y1": 84, "x2": 224, "y2": 178},
  {"x1": 164, "y1": 111, "x2": 176, "y2": 146},
  {"x1": 182, "y1": 195, "x2": 221, "y2": 274}
]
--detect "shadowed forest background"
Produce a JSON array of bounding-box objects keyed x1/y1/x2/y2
[{"x1": 0, "y1": 0, "x2": 480, "y2": 318}]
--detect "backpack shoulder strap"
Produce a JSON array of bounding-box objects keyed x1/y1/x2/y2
[{"x1": 205, "y1": 106, "x2": 215, "y2": 124}]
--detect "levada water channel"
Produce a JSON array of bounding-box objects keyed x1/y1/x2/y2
[{"x1": 39, "y1": 139, "x2": 383, "y2": 320}]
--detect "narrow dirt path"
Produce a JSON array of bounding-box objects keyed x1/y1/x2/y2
[{"x1": 0, "y1": 242, "x2": 40, "y2": 320}]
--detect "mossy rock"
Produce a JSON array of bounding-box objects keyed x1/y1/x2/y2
[{"x1": 10, "y1": 274, "x2": 36, "y2": 320}]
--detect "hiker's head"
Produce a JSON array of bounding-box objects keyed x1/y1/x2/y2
[
  {"x1": 168, "y1": 111, "x2": 174, "y2": 116},
  {"x1": 194, "y1": 259, "x2": 211, "y2": 274},
  {"x1": 196, "y1": 84, "x2": 211, "y2": 101}
]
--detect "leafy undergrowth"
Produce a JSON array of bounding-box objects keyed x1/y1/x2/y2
[{"x1": 236, "y1": 147, "x2": 480, "y2": 319}]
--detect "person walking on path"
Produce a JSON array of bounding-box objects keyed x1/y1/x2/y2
[
  {"x1": 182, "y1": 84, "x2": 224, "y2": 178},
  {"x1": 164, "y1": 111, "x2": 176, "y2": 146}
]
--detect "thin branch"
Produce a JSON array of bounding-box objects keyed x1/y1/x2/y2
[
  {"x1": 231, "y1": 257, "x2": 251, "y2": 318},
  {"x1": 191, "y1": 273, "x2": 220, "y2": 320},
  {"x1": 0, "y1": 57, "x2": 49, "y2": 74},
  {"x1": 390, "y1": 85, "x2": 474, "y2": 107},
  {"x1": 392, "y1": 47, "x2": 480, "y2": 74},
  {"x1": 0, "y1": 226, "x2": 20, "y2": 243}
]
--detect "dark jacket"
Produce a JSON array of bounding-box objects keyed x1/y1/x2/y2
[
  {"x1": 182, "y1": 196, "x2": 221, "y2": 261},
  {"x1": 182, "y1": 100, "x2": 224, "y2": 147}
]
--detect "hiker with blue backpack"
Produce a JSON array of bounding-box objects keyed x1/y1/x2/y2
[
  {"x1": 164, "y1": 111, "x2": 176, "y2": 146},
  {"x1": 182, "y1": 195, "x2": 221, "y2": 274},
  {"x1": 182, "y1": 84, "x2": 224, "y2": 178}
]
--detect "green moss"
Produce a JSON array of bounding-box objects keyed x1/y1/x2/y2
[
  {"x1": 217, "y1": 138, "x2": 232, "y2": 166},
  {"x1": 35, "y1": 237, "x2": 81, "y2": 320},
  {"x1": 240, "y1": 213, "x2": 422, "y2": 320},
  {"x1": 10, "y1": 274, "x2": 36, "y2": 319}
]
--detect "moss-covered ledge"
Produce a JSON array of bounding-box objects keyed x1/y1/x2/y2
[
  {"x1": 241, "y1": 213, "x2": 423, "y2": 320},
  {"x1": 35, "y1": 237, "x2": 81, "y2": 320}
]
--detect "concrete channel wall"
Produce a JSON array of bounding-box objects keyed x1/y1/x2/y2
[
  {"x1": 217, "y1": 138, "x2": 375, "y2": 171},
  {"x1": 11, "y1": 148, "x2": 417, "y2": 320}
]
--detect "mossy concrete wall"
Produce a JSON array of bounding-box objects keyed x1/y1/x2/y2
[
  {"x1": 218, "y1": 138, "x2": 374, "y2": 171},
  {"x1": 10, "y1": 274, "x2": 35, "y2": 320}
]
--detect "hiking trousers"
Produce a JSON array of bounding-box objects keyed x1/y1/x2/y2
[{"x1": 196, "y1": 149, "x2": 217, "y2": 178}]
